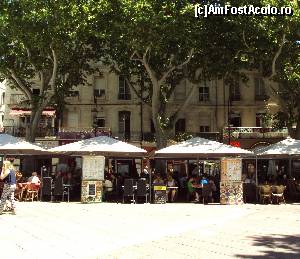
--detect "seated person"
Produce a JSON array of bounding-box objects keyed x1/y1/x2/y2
[
  {"x1": 153, "y1": 173, "x2": 165, "y2": 185},
  {"x1": 200, "y1": 174, "x2": 209, "y2": 185},
  {"x1": 103, "y1": 177, "x2": 113, "y2": 201},
  {"x1": 187, "y1": 176, "x2": 200, "y2": 202},
  {"x1": 104, "y1": 178, "x2": 113, "y2": 192},
  {"x1": 166, "y1": 175, "x2": 177, "y2": 202},
  {"x1": 140, "y1": 165, "x2": 150, "y2": 180},
  {"x1": 27, "y1": 172, "x2": 41, "y2": 185},
  {"x1": 104, "y1": 167, "x2": 115, "y2": 182}
]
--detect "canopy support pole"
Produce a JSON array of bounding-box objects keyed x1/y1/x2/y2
[
  {"x1": 149, "y1": 159, "x2": 152, "y2": 203},
  {"x1": 255, "y1": 156, "x2": 258, "y2": 203},
  {"x1": 288, "y1": 156, "x2": 292, "y2": 178}
]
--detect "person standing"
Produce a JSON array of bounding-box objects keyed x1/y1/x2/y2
[{"x1": 0, "y1": 160, "x2": 17, "y2": 215}]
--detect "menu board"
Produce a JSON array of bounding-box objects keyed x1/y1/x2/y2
[
  {"x1": 88, "y1": 183, "x2": 96, "y2": 196},
  {"x1": 221, "y1": 158, "x2": 242, "y2": 182},
  {"x1": 82, "y1": 156, "x2": 105, "y2": 180}
]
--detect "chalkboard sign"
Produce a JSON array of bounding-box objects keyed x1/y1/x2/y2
[{"x1": 88, "y1": 183, "x2": 96, "y2": 196}]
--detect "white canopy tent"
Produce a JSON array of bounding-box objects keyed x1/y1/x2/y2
[
  {"x1": 0, "y1": 133, "x2": 48, "y2": 155},
  {"x1": 49, "y1": 136, "x2": 147, "y2": 158},
  {"x1": 155, "y1": 137, "x2": 253, "y2": 159},
  {"x1": 255, "y1": 137, "x2": 300, "y2": 158}
]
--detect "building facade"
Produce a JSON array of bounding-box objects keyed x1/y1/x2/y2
[{"x1": 1, "y1": 68, "x2": 288, "y2": 149}]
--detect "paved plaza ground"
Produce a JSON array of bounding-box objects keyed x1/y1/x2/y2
[{"x1": 0, "y1": 202, "x2": 299, "y2": 259}]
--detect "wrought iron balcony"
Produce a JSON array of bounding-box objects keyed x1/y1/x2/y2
[
  {"x1": 223, "y1": 127, "x2": 288, "y2": 139},
  {"x1": 1, "y1": 126, "x2": 57, "y2": 138},
  {"x1": 58, "y1": 127, "x2": 111, "y2": 139}
]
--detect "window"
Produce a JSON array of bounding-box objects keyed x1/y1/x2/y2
[
  {"x1": 175, "y1": 119, "x2": 186, "y2": 133},
  {"x1": 119, "y1": 111, "x2": 131, "y2": 140},
  {"x1": 94, "y1": 77, "x2": 106, "y2": 98},
  {"x1": 229, "y1": 113, "x2": 241, "y2": 127},
  {"x1": 150, "y1": 120, "x2": 155, "y2": 133},
  {"x1": 94, "y1": 117, "x2": 105, "y2": 127},
  {"x1": 230, "y1": 83, "x2": 240, "y2": 101},
  {"x1": 94, "y1": 89, "x2": 105, "y2": 98},
  {"x1": 118, "y1": 76, "x2": 131, "y2": 100},
  {"x1": 0, "y1": 93, "x2": 5, "y2": 105},
  {"x1": 256, "y1": 113, "x2": 265, "y2": 127},
  {"x1": 174, "y1": 81, "x2": 186, "y2": 100},
  {"x1": 199, "y1": 86, "x2": 209, "y2": 102},
  {"x1": 32, "y1": 88, "x2": 40, "y2": 96},
  {"x1": 254, "y1": 78, "x2": 267, "y2": 100},
  {"x1": 200, "y1": 126, "x2": 210, "y2": 132}
]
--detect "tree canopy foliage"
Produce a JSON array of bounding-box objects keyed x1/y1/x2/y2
[{"x1": 0, "y1": 0, "x2": 99, "y2": 141}]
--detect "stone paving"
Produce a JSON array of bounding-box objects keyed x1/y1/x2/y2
[{"x1": 0, "y1": 202, "x2": 299, "y2": 259}]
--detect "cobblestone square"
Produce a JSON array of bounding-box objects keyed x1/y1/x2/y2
[{"x1": 0, "y1": 202, "x2": 299, "y2": 258}]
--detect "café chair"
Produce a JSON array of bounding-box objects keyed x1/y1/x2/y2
[
  {"x1": 123, "y1": 178, "x2": 135, "y2": 203},
  {"x1": 272, "y1": 185, "x2": 286, "y2": 204},
  {"x1": 136, "y1": 179, "x2": 149, "y2": 203},
  {"x1": 202, "y1": 184, "x2": 212, "y2": 204},
  {"x1": 53, "y1": 176, "x2": 64, "y2": 202},
  {"x1": 41, "y1": 177, "x2": 52, "y2": 201},
  {"x1": 25, "y1": 183, "x2": 40, "y2": 202},
  {"x1": 259, "y1": 185, "x2": 272, "y2": 204}
]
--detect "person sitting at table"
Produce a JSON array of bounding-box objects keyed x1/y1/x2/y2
[
  {"x1": 187, "y1": 176, "x2": 199, "y2": 202},
  {"x1": 103, "y1": 176, "x2": 113, "y2": 201},
  {"x1": 166, "y1": 174, "x2": 177, "y2": 202},
  {"x1": 140, "y1": 165, "x2": 150, "y2": 181},
  {"x1": 200, "y1": 174, "x2": 209, "y2": 185},
  {"x1": 153, "y1": 173, "x2": 165, "y2": 185},
  {"x1": 27, "y1": 172, "x2": 41, "y2": 185}
]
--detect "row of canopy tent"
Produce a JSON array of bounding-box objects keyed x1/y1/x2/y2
[{"x1": 0, "y1": 133, "x2": 300, "y2": 159}]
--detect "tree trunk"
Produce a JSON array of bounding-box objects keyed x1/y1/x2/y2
[
  {"x1": 155, "y1": 129, "x2": 168, "y2": 149},
  {"x1": 25, "y1": 101, "x2": 49, "y2": 142},
  {"x1": 294, "y1": 108, "x2": 300, "y2": 140}
]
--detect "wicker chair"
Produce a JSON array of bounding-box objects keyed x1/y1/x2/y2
[
  {"x1": 25, "y1": 183, "x2": 40, "y2": 202},
  {"x1": 259, "y1": 185, "x2": 272, "y2": 204},
  {"x1": 272, "y1": 185, "x2": 286, "y2": 204}
]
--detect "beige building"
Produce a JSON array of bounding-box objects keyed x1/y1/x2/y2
[{"x1": 1, "y1": 69, "x2": 287, "y2": 149}]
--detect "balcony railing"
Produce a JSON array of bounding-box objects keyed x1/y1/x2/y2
[
  {"x1": 112, "y1": 131, "x2": 221, "y2": 142},
  {"x1": 1, "y1": 126, "x2": 57, "y2": 138},
  {"x1": 58, "y1": 127, "x2": 111, "y2": 139},
  {"x1": 223, "y1": 127, "x2": 288, "y2": 139}
]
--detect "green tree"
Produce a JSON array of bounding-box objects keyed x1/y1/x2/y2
[
  {"x1": 92, "y1": 0, "x2": 249, "y2": 148},
  {"x1": 0, "y1": 0, "x2": 97, "y2": 142},
  {"x1": 239, "y1": 0, "x2": 300, "y2": 138}
]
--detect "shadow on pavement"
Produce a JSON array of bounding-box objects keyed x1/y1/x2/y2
[{"x1": 236, "y1": 234, "x2": 300, "y2": 259}]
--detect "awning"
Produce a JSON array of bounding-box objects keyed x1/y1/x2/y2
[{"x1": 9, "y1": 109, "x2": 55, "y2": 117}]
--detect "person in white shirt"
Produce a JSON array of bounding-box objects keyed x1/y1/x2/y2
[{"x1": 27, "y1": 172, "x2": 41, "y2": 185}]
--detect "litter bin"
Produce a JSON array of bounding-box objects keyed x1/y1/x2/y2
[{"x1": 153, "y1": 185, "x2": 167, "y2": 204}]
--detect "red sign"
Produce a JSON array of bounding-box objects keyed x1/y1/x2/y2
[{"x1": 230, "y1": 141, "x2": 241, "y2": 147}]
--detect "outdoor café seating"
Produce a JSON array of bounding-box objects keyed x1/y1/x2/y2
[
  {"x1": 202, "y1": 184, "x2": 212, "y2": 204},
  {"x1": 24, "y1": 183, "x2": 40, "y2": 202},
  {"x1": 123, "y1": 178, "x2": 135, "y2": 203},
  {"x1": 286, "y1": 179, "x2": 300, "y2": 201},
  {"x1": 136, "y1": 179, "x2": 149, "y2": 203},
  {"x1": 41, "y1": 177, "x2": 52, "y2": 201},
  {"x1": 271, "y1": 185, "x2": 286, "y2": 204},
  {"x1": 243, "y1": 183, "x2": 257, "y2": 203},
  {"x1": 259, "y1": 185, "x2": 272, "y2": 204}
]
